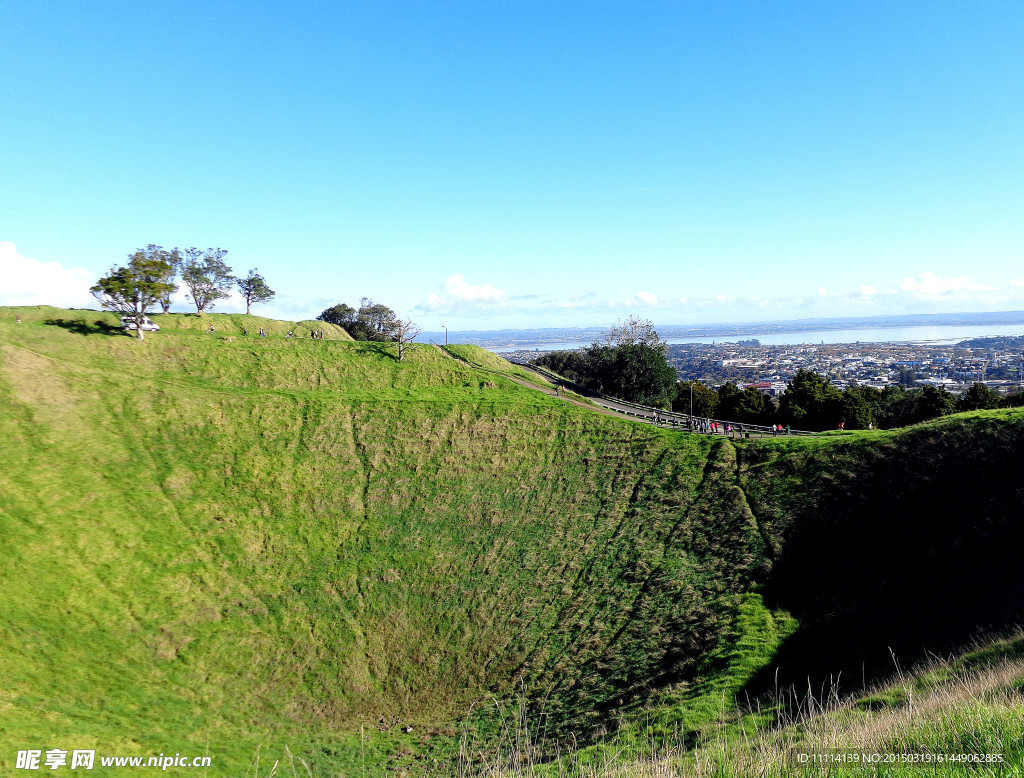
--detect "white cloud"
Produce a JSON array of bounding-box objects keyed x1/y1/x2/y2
[
  {"x1": 1010, "y1": 278, "x2": 1024, "y2": 288},
  {"x1": 859, "y1": 285, "x2": 877, "y2": 296},
  {"x1": 899, "y1": 271, "x2": 995, "y2": 297},
  {"x1": 445, "y1": 273, "x2": 506, "y2": 303},
  {"x1": 636, "y1": 291, "x2": 658, "y2": 305},
  {"x1": 416, "y1": 273, "x2": 507, "y2": 312},
  {"x1": 0, "y1": 241, "x2": 96, "y2": 308}
]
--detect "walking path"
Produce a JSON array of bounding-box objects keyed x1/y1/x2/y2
[
  {"x1": 432, "y1": 345, "x2": 821, "y2": 437},
  {"x1": 507, "y1": 360, "x2": 822, "y2": 438}
]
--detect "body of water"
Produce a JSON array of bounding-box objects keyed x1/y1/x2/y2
[{"x1": 489, "y1": 323, "x2": 1024, "y2": 353}]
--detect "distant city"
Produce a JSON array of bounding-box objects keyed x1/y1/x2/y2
[{"x1": 420, "y1": 312, "x2": 1024, "y2": 396}]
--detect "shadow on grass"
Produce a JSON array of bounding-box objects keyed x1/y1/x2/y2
[
  {"x1": 44, "y1": 318, "x2": 124, "y2": 336},
  {"x1": 361, "y1": 341, "x2": 400, "y2": 362},
  {"x1": 740, "y1": 419, "x2": 1024, "y2": 704}
]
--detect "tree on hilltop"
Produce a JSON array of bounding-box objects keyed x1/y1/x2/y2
[
  {"x1": 394, "y1": 319, "x2": 422, "y2": 362},
  {"x1": 604, "y1": 315, "x2": 662, "y2": 348},
  {"x1": 534, "y1": 317, "x2": 675, "y2": 406},
  {"x1": 357, "y1": 298, "x2": 400, "y2": 340},
  {"x1": 90, "y1": 251, "x2": 176, "y2": 341},
  {"x1": 128, "y1": 244, "x2": 183, "y2": 313},
  {"x1": 317, "y1": 298, "x2": 400, "y2": 342},
  {"x1": 181, "y1": 248, "x2": 234, "y2": 314},
  {"x1": 236, "y1": 268, "x2": 275, "y2": 314}
]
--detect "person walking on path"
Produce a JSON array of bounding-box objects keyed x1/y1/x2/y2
[{"x1": 259, "y1": 328, "x2": 266, "y2": 337}]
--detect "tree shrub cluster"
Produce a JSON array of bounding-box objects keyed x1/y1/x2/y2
[
  {"x1": 91, "y1": 245, "x2": 275, "y2": 339},
  {"x1": 317, "y1": 298, "x2": 401, "y2": 342},
  {"x1": 316, "y1": 299, "x2": 421, "y2": 359},
  {"x1": 672, "y1": 368, "x2": 1023, "y2": 431},
  {"x1": 534, "y1": 318, "x2": 677, "y2": 406}
]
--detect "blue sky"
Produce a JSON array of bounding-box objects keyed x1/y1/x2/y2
[{"x1": 2, "y1": 1, "x2": 1022, "y2": 330}]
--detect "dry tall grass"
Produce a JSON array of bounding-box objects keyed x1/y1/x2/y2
[{"x1": 462, "y1": 648, "x2": 1024, "y2": 777}]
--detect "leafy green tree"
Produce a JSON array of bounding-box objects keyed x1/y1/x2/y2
[
  {"x1": 716, "y1": 382, "x2": 743, "y2": 418},
  {"x1": 316, "y1": 299, "x2": 400, "y2": 341},
  {"x1": 897, "y1": 366, "x2": 918, "y2": 387},
  {"x1": 957, "y1": 382, "x2": 999, "y2": 412},
  {"x1": 673, "y1": 380, "x2": 718, "y2": 418},
  {"x1": 875, "y1": 385, "x2": 917, "y2": 428},
  {"x1": 717, "y1": 382, "x2": 774, "y2": 424},
  {"x1": 90, "y1": 250, "x2": 176, "y2": 341},
  {"x1": 1000, "y1": 391, "x2": 1024, "y2": 408},
  {"x1": 778, "y1": 369, "x2": 844, "y2": 430},
  {"x1": 840, "y1": 385, "x2": 880, "y2": 429},
  {"x1": 236, "y1": 268, "x2": 275, "y2": 314},
  {"x1": 126, "y1": 244, "x2": 183, "y2": 313},
  {"x1": 606, "y1": 343, "x2": 677, "y2": 406},
  {"x1": 356, "y1": 297, "x2": 400, "y2": 341},
  {"x1": 535, "y1": 337, "x2": 675, "y2": 406},
  {"x1": 737, "y1": 387, "x2": 775, "y2": 424},
  {"x1": 915, "y1": 385, "x2": 956, "y2": 422},
  {"x1": 317, "y1": 303, "x2": 358, "y2": 328},
  {"x1": 181, "y1": 248, "x2": 234, "y2": 314},
  {"x1": 839, "y1": 392, "x2": 874, "y2": 429}
]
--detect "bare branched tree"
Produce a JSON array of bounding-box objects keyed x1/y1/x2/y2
[
  {"x1": 394, "y1": 319, "x2": 423, "y2": 362},
  {"x1": 603, "y1": 315, "x2": 662, "y2": 348}
]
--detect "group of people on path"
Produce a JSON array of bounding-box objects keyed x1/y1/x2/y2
[
  {"x1": 210, "y1": 325, "x2": 323, "y2": 339},
  {"x1": 687, "y1": 417, "x2": 791, "y2": 437}
]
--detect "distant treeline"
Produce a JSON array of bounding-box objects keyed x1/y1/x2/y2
[
  {"x1": 683, "y1": 370, "x2": 1024, "y2": 430},
  {"x1": 536, "y1": 343, "x2": 1024, "y2": 430}
]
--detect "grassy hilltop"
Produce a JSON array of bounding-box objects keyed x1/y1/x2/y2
[{"x1": 1, "y1": 307, "x2": 1023, "y2": 776}]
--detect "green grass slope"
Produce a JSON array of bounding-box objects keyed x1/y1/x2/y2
[
  {"x1": 1, "y1": 307, "x2": 1023, "y2": 775},
  {"x1": 0, "y1": 309, "x2": 770, "y2": 774},
  {"x1": 9, "y1": 304, "x2": 354, "y2": 339}
]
